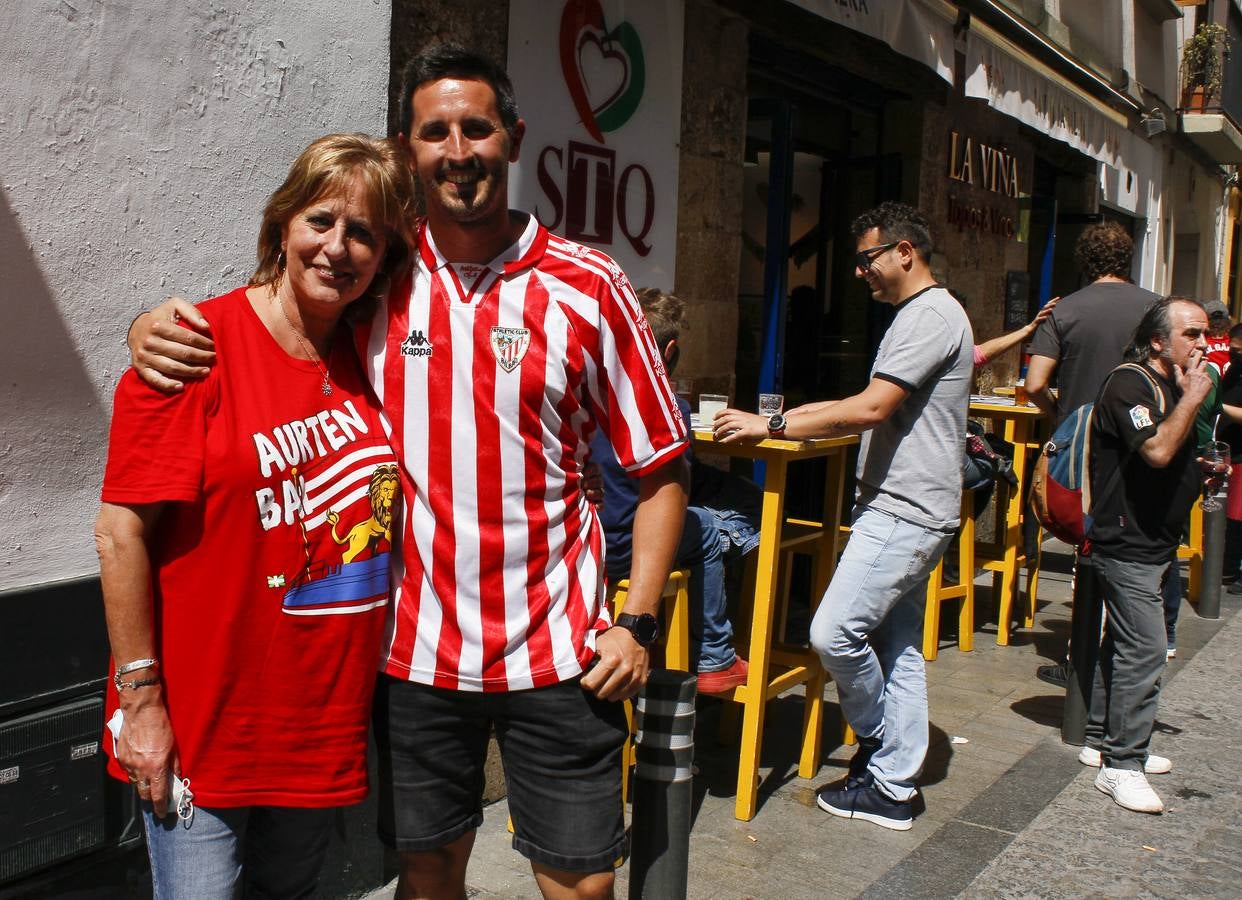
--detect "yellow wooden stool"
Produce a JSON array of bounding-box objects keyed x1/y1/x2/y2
[{"x1": 924, "y1": 489, "x2": 976, "y2": 661}]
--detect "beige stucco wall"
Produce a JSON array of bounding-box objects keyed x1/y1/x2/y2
[{"x1": 0, "y1": 1, "x2": 391, "y2": 591}]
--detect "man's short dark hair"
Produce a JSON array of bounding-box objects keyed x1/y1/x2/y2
[
  {"x1": 850, "y1": 201, "x2": 933, "y2": 262},
  {"x1": 1075, "y1": 221, "x2": 1133, "y2": 282},
  {"x1": 399, "y1": 43, "x2": 520, "y2": 139},
  {"x1": 1124, "y1": 296, "x2": 1204, "y2": 364},
  {"x1": 1210, "y1": 310, "x2": 1231, "y2": 337},
  {"x1": 1229, "y1": 321, "x2": 1242, "y2": 341}
]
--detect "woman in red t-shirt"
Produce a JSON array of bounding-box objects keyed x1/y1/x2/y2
[{"x1": 94, "y1": 133, "x2": 413, "y2": 899}]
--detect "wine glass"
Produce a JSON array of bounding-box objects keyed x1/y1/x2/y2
[{"x1": 1201, "y1": 440, "x2": 1230, "y2": 512}]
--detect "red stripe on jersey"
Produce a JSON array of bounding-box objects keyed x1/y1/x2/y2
[
  {"x1": 377, "y1": 272, "x2": 422, "y2": 673},
  {"x1": 426, "y1": 268, "x2": 463, "y2": 688},
  {"x1": 549, "y1": 323, "x2": 592, "y2": 673},
  {"x1": 515, "y1": 276, "x2": 558, "y2": 685},
  {"x1": 472, "y1": 289, "x2": 510, "y2": 686}
]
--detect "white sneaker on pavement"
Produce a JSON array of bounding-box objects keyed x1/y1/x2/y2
[
  {"x1": 1078, "y1": 746, "x2": 1172, "y2": 774},
  {"x1": 1095, "y1": 766, "x2": 1164, "y2": 813}
]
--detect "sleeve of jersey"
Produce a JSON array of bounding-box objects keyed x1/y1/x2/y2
[
  {"x1": 1101, "y1": 369, "x2": 1162, "y2": 453},
  {"x1": 873, "y1": 306, "x2": 957, "y2": 392},
  {"x1": 593, "y1": 277, "x2": 688, "y2": 477},
  {"x1": 101, "y1": 370, "x2": 211, "y2": 505}
]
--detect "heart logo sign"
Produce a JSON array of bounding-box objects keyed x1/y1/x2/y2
[{"x1": 558, "y1": 0, "x2": 646, "y2": 143}]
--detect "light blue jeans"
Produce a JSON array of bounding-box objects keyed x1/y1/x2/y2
[
  {"x1": 809, "y1": 506, "x2": 952, "y2": 802},
  {"x1": 143, "y1": 803, "x2": 335, "y2": 899}
]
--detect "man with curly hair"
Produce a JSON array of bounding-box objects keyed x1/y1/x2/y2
[
  {"x1": 1026, "y1": 221, "x2": 1160, "y2": 690},
  {"x1": 1025, "y1": 221, "x2": 1159, "y2": 426}
]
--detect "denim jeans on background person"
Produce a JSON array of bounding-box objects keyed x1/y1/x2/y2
[
  {"x1": 606, "y1": 506, "x2": 738, "y2": 673},
  {"x1": 808, "y1": 505, "x2": 953, "y2": 803},
  {"x1": 1085, "y1": 553, "x2": 1169, "y2": 770},
  {"x1": 143, "y1": 803, "x2": 335, "y2": 900}
]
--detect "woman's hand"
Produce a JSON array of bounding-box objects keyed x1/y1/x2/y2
[{"x1": 117, "y1": 692, "x2": 180, "y2": 818}]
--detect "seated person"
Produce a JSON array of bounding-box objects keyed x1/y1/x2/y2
[{"x1": 591, "y1": 288, "x2": 757, "y2": 694}]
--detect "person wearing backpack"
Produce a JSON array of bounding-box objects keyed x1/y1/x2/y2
[
  {"x1": 1083, "y1": 297, "x2": 1212, "y2": 814},
  {"x1": 1025, "y1": 222, "x2": 1160, "y2": 688}
]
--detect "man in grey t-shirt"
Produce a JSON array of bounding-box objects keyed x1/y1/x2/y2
[
  {"x1": 1024, "y1": 221, "x2": 1158, "y2": 690},
  {"x1": 1026, "y1": 222, "x2": 1159, "y2": 427},
  {"x1": 714, "y1": 202, "x2": 973, "y2": 830}
]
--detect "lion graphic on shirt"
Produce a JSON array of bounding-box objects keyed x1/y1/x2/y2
[{"x1": 326, "y1": 464, "x2": 398, "y2": 563}]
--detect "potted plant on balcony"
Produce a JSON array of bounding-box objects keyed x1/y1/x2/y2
[{"x1": 1182, "y1": 22, "x2": 1231, "y2": 112}]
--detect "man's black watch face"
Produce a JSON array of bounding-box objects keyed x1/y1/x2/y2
[
  {"x1": 615, "y1": 612, "x2": 660, "y2": 647},
  {"x1": 767, "y1": 413, "x2": 787, "y2": 437}
]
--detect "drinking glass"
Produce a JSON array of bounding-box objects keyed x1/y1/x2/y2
[
  {"x1": 698, "y1": 393, "x2": 728, "y2": 424},
  {"x1": 1201, "y1": 440, "x2": 1230, "y2": 512},
  {"x1": 758, "y1": 393, "x2": 784, "y2": 417}
]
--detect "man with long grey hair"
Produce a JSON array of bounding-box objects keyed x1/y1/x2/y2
[{"x1": 1083, "y1": 296, "x2": 1211, "y2": 813}]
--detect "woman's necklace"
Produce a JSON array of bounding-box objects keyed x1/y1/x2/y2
[{"x1": 273, "y1": 290, "x2": 332, "y2": 396}]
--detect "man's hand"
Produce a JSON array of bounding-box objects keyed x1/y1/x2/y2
[
  {"x1": 583, "y1": 463, "x2": 604, "y2": 506},
  {"x1": 580, "y1": 626, "x2": 650, "y2": 702},
  {"x1": 1176, "y1": 348, "x2": 1213, "y2": 405},
  {"x1": 128, "y1": 297, "x2": 216, "y2": 393},
  {"x1": 117, "y1": 697, "x2": 179, "y2": 818},
  {"x1": 712, "y1": 408, "x2": 768, "y2": 444}
]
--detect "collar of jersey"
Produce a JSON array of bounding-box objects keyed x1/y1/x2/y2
[{"x1": 417, "y1": 212, "x2": 548, "y2": 277}]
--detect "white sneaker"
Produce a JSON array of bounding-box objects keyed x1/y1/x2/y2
[
  {"x1": 1078, "y1": 746, "x2": 1172, "y2": 774},
  {"x1": 1166, "y1": 647, "x2": 1176, "y2": 660},
  {"x1": 1095, "y1": 766, "x2": 1164, "y2": 813}
]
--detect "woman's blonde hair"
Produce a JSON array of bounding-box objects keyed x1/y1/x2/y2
[{"x1": 252, "y1": 133, "x2": 415, "y2": 308}]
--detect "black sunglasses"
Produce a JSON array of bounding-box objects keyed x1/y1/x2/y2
[{"x1": 855, "y1": 242, "x2": 899, "y2": 271}]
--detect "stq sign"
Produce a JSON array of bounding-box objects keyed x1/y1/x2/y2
[{"x1": 508, "y1": 0, "x2": 684, "y2": 291}]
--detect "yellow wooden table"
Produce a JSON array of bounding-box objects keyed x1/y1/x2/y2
[
  {"x1": 968, "y1": 398, "x2": 1047, "y2": 645},
  {"x1": 691, "y1": 427, "x2": 859, "y2": 821},
  {"x1": 1178, "y1": 499, "x2": 1205, "y2": 603}
]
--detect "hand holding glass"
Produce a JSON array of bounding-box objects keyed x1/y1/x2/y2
[
  {"x1": 1200, "y1": 440, "x2": 1230, "y2": 512},
  {"x1": 698, "y1": 394, "x2": 728, "y2": 424}
]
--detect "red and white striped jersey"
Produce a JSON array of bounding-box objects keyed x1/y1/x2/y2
[{"x1": 357, "y1": 214, "x2": 687, "y2": 691}]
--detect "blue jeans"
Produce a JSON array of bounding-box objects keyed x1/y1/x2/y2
[
  {"x1": 809, "y1": 506, "x2": 952, "y2": 802},
  {"x1": 606, "y1": 506, "x2": 737, "y2": 672},
  {"x1": 143, "y1": 803, "x2": 335, "y2": 899}
]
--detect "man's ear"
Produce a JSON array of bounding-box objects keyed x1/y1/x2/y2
[
  {"x1": 397, "y1": 133, "x2": 418, "y2": 175},
  {"x1": 663, "y1": 338, "x2": 680, "y2": 373},
  {"x1": 509, "y1": 118, "x2": 526, "y2": 163}
]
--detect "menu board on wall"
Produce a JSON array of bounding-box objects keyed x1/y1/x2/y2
[{"x1": 507, "y1": 0, "x2": 684, "y2": 290}]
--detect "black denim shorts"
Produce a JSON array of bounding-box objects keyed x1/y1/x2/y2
[{"x1": 372, "y1": 674, "x2": 629, "y2": 873}]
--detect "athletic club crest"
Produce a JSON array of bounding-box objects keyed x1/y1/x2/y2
[{"x1": 490, "y1": 326, "x2": 531, "y2": 373}]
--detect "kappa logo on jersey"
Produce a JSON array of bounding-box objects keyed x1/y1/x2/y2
[
  {"x1": 491, "y1": 326, "x2": 531, "y2": 373},
  {"x1": 401, "y1": 329, "x2": 434, "y2": 358}
]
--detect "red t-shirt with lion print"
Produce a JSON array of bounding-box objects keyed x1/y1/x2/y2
[{"x1": 101, "y1": 287, "x2": 397, "y2": 807}]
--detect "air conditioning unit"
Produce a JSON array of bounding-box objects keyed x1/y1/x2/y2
[{"x1": 0, "y1": 696, "x2": 107, "y2": 882}]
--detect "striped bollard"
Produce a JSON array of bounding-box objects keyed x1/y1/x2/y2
[{"x1": 629, "y1": 671, "x2": 696, "y2": 900}]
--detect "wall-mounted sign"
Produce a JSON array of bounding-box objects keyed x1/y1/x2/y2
[
  {"x1": 508, "y1": 0, "x2": 684, "y2": 290},
  {"x1": 944, "y1": 128, "x2": 1023, "y2": 241}
]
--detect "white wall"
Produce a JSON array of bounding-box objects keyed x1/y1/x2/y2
[{"x1": 0, "y1": 1, "x2": 391, "y2": 591}]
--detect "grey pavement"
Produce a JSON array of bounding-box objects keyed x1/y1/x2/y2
[{"x1": 362, "y1": 542, "x2": 1241, "y2": 899}]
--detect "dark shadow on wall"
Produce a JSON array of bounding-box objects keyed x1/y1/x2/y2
[{"x1": 0, "y1": 187, "x2": 109, "y2": 576}]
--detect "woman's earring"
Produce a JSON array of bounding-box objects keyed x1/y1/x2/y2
[{"x1": 277, "y1": 250, "x2": 287, "y2": 272}]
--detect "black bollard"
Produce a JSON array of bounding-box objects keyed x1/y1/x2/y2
[
  {"x1": 1062, "y1": 555, "x2": 1103, "y2": 745},
  {"x1": 629, "y1": 671, "x2": 696, "y2": 900},
  {"x1": 1200, "y1": 499, "x2": 1225, "y2": 619}
]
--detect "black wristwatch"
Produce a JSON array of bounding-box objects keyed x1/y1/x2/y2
[
  {"x1": 767, "y1": 413, "x2": 787, "y2": 438},
  {"x1": 613, "y1": 612, "x2": 660, "y2": 647}
]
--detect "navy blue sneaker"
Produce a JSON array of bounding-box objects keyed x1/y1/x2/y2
[
  {"x1": 846, "y1": 737, "x2": 881, "y2": 789},
  {"x1": 817, "y1": 781, "x2": 913, "y2": 831}
]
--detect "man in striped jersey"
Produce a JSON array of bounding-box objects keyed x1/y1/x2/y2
[{"x1": 128, "y1": 44, "x2": 689, "y2": 900}]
